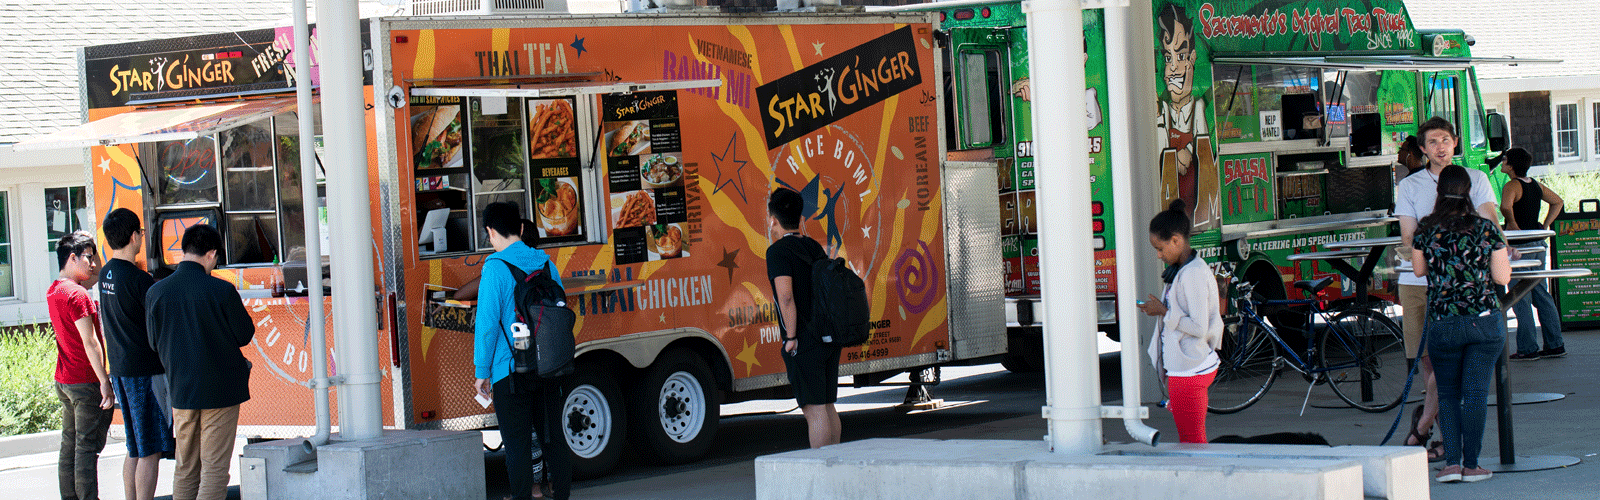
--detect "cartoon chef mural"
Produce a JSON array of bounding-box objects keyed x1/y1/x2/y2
[{"x1": 1156, "y1": 3, "x2": 1218, "y2": 231}]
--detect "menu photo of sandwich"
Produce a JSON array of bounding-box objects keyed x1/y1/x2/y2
[
  {"x1": 411, "y1": 105, "x2": 465, "y2": 170},
  {"x1": 603, "y1": 120, "x2": 651, "y2": 158}
]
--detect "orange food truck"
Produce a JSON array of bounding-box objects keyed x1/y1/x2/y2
[{"x1": 26, "y1": 12, "x2": 1001, "y2": 478}]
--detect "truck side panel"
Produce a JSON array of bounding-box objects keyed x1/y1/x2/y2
[{"x1": 379, "y1": 17, "x2": 949, "y2": 426}]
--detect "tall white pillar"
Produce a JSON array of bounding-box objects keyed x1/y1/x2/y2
[
  {"x1": 320, "y1": 0, "x2": 383, "y2": 441},
  {"x1": 1026, "y1": 0, "x2": 1101, "y2": 454}
]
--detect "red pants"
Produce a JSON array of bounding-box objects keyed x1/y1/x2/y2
[{"x1": 1167, "y1": 371, "x2": 1215, "y2": 444}]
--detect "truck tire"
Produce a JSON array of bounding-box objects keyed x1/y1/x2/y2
[
  {"x1": 629, "y1": 348, "x2": 720, "y2": 464},
  {"x1": 563, "y1": 367, "x2": 627, "y2": 480},
  {"x1": 1002, "y1": 327, "x2": 1044, "y2": 373}
]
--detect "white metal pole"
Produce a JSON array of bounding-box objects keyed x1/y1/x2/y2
[
  {"x1": 292, "y1": 0, "x2": 332, "y2": 447},
  {"x1": 320, "y1": 0, "x2": 383, "y2": 441},
  {"x1": 1106, "y1": 1, "x2": 1161, "y2": 447},
  {"x1": 1125, "y1": 0, "x2": 1166, "y2": 405},
  {"x1": 1026, "y1": 0, "x2": 1101, "y2": 454}
]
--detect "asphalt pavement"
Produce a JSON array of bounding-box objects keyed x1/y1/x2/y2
[{"x1": 2, "y1": 328, "x2": 1595, "y2": 499}]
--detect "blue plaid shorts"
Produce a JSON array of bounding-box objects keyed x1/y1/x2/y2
[{"x1": 112, "y1": 375, "x2": 174, "y2": 458}]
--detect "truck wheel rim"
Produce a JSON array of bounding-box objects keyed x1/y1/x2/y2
[
  {"x1": 564, "y1": 384, "x2": 611, "y2": 459},
  {"x1": 658, "y1": 371, "x2": 704, "y2": 444}
]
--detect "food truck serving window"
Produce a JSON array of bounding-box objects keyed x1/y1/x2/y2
[
  {"x1": 407, "y1": 78, "x2": 718, "y2": 258},
  {"x1": 411, "y1": 95, "x2": 592, "y2": 256},
  {"x1": 145, "y1": 110, "x2": 319, "y2": 269}
]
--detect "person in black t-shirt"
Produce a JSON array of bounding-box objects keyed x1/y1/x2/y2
[
  {"x1": 1495, "y1": 148, "x2": 1566, "y2": 359},
  {"x1": 766, "y1": 187, "x2": 841, "y2": 448},
  {"x1": 98, "y1": 208, "x2": 172, "y2": 500},
  {"x1": 147, "y1": 224, "x2": 255, "y2": 500}
]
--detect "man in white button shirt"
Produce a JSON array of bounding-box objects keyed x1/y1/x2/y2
[{"x1": 1393, "y1": 116, "x2": 1500, "y2": 460}]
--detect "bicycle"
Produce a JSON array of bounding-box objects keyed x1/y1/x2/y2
[{"x1": 1207, "y1": 275, "x2": 1407, "y2": 414}]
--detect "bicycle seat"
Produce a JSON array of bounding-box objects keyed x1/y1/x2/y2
[{"x1": 1293, "y1": 276, "x2": 1335, "y2": 295}]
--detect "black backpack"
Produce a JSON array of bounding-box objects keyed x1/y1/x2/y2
[
  {"x1": 807, "y1": 255, "x2": 871, "y2": 348},
  {"x1": 498, "y1": 260, "x2": 576, "y2": 379}
]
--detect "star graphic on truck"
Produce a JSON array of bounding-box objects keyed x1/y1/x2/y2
[
  {"x1": 716, "y1": 248, "x2": 739, "y2": 284},
  {"x1": 710, "y1": 134, "x2": 748, "y2": 203},
  {"x1": 735, "y1": 338, "x2": 760, "y2": 375}
]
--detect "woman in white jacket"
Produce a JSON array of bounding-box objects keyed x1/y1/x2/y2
[{"x1": 1137, "y1": 199, "x2": 1223, "y2": 443}]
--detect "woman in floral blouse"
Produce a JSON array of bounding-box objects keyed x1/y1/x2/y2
[{"x1": 1410, "y1": 164, "x2": 1512, "y2": 483}]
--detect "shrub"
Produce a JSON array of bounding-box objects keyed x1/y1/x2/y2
[
  {"x1": 0, "y1": 324, "x2": 61, "y2": 436},
  {"x1": 1539, "y1": 170, "x2": 1600, "y2": 219}
]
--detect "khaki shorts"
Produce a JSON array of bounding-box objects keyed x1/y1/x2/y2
[{"x1": 1400, "y1": 284, "x2": 1428, "y2": 358}]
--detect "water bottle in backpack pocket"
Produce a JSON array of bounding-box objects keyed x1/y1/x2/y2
[{"x1": 499, "y1": 260, "x2": 576, "y2": 379}]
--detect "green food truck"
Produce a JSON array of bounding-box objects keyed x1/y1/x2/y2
[{"x1": 912, "y1": 0, "x2": 1521, "y2": 368}]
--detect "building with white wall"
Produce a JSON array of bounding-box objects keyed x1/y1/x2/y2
[{"x1": 1410, "y1": 0, "x2": 1600, "y2": 175}]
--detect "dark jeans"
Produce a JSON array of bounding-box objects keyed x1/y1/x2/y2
[
  {"x1": 1511, "y1": 253, "x2": 1564, "y2": 354},
  {"x1": 494, "y1": 373, "x2": 571, "y2": 500},
  {"x1": 56, "y1": 382, "x2": 113, "y2": 500},
  {"x1": 1427, "y1": 312, "x2": 1505, "y2": 469}
]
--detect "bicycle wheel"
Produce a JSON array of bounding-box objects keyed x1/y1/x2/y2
[
  {"x1": 1207, "y1": 316, "x2": 1280, "y2": 414},
  {"x1": 1319, "y1": 308, "x2": 1407, "y2": 412}
]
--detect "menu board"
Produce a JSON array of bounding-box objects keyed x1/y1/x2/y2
[
  {"x1": 526, "y1": 98, "x2": 587, "y2": 247},
  {"x1": 1552, "y1": 202, "x2": 1600, "y2": 329},
  {"x1": 603, "y1": 91, "x2": 687, "y2": 265}
]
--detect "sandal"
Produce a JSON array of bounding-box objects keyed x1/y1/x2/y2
[
  {"x1": 1403, "y1": 406, "x2": 1431, "y2": 447},
  {"x1": 1402, "y1": 406, "x2": 1446, "y2": 462}
]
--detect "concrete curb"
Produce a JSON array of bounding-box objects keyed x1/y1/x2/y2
[{"x1": 0, "y1": 430, "x2": 59, "y2": 459}]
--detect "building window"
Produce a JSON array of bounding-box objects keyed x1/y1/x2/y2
[
  {"x1": 1555, "y1": 102, "x2": 1579, "y2": 160},
  {"x1": 0, "y1": 192, "x2": 11, "y2": 298},
  {"x1": 45, "y1": 186, "x2": 89, "y2": 254},
  {"x1": 1592, "y1": 102, "x2": 1600, "y2": 160}
]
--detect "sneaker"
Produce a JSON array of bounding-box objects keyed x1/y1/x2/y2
[
  {"x1": 1509, "y1": 352, "x2": 1541, "y2": 361},
  {"x1": 1538, "y1": 346, "x2": 1567, "y2": 358},
  {"x1": 1436, "y1": 465, "x2": 1463, "y2": 483},
  {"x1": 1461, "y1": 467, "x2": 1493, "y2": 482}
]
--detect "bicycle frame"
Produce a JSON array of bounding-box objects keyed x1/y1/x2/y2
[{"x1": 1229, "y1": 286, "x2": 1367, "y2": 378}]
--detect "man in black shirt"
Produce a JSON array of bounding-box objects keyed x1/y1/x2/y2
[
  {"x1": 766, "y1": 187, "x2": 841, "y2": 448},
  {"x1": 147, "y1": 224, "x2": 254, "y2": 500},
  {"x1": 99, "y1": 208, "x2": 170, "y2": 500}
]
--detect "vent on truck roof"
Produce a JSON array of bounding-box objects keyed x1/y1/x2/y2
[{"x1": 405, "y1": 0, "x2": 568, "y2": 15}]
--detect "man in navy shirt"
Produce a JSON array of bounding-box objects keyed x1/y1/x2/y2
[{"x1": 147, "y1": 224, "x2": 254, "y2": 500}]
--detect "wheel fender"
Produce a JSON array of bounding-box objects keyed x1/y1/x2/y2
[{"x1": 577, "y1": 327, "x2": 729, "y2": 371}]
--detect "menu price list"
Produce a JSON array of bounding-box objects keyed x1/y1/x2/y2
[
  {"x1": 605, "y1": 91, "x2": 688, "y2": 265},
  {"x1": 1553, "y1": 217, "x2": 1600, "y2": 325}
]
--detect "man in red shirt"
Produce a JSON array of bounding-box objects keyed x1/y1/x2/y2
[{"x1": 50, "y1": 230, "x2": 111, "y2": 500}]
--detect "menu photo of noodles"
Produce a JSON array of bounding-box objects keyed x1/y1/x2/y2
[
  {"x1": 528, "y1": 98, "x2": 578, "y2": 159},
  {"x1": 610, "y1": 190, "x2": 656, "y2": 264}
]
